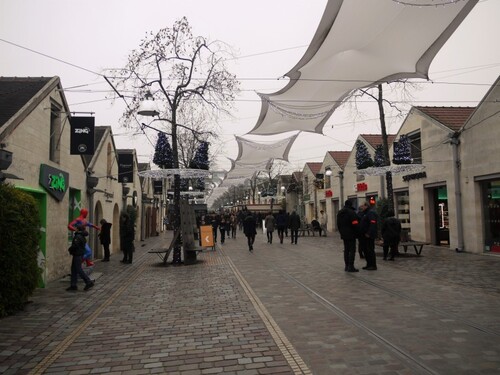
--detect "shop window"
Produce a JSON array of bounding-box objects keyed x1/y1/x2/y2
[
  {"x1": 395, "y1": 191, "x2": 411, "y2": 238},
  {"x1": 483, "y1": 180, "x2": 500, "y2": 253},
  {"x1": 408, "y1": 131, "x2": 422, "y2": 164}
]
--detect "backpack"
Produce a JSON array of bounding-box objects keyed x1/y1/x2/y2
[{"x1": 68, "y1": 232, "x2": 86, "y2": 255}]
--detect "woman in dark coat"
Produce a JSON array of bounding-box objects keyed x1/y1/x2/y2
[
  {"x1": 120, "y1": 212, "x2": 135, "y2": 264},
  {"x1": 99, "y1": 219, "x2": 112, "y2": 261}
]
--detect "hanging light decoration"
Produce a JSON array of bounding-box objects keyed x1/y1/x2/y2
[
  {"x1": 258, "y1": 93, "x2": 332, "y2": 120},
  {"x1": 392, "y1": 0, "x2": 465, "y2": 6},
  {"x1": 137, "y1": 91, "x2": 159, "y2": 117}
]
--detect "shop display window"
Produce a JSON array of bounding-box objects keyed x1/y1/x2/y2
[{"x1": 483, "y1": 180, "x2": 500, "y2": 253}]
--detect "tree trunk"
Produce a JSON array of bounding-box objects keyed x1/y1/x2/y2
[
  {"x1": 377, "y1": 84, "x2": 394, "y2": 213},
  {"x1": 171, "y1": 114, "x2": 182, "y2": 265}
]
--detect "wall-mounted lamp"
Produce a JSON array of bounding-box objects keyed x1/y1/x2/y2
[{"x1": 325, "y1": 166, "x2": 333, "y2": 176}]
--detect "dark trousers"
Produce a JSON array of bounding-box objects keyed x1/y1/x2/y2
[
  {"x1": 267, "y1": 231, "x2": 273, "y2": 243},
  {"x1": 383, "y1": 242, "x2": 399, "y2": 259},
  {"x1": 123, "y1": 250, "x2": 133, "y2": 263},
  {"x1": 358, "y1": 237, "x2": 366, "y2": 258},
  {"x1": 364, "y1": 237, "x2": 377, "y2": 268},
  {"x1": 70, "y1": 255, "x2": 91, "y2": 287},
  {"x1": 291, "y1": 229, "x2": 298, "y2": 244},
  {"x1": 277, "y1": 226, "x2": 285, "y2": 243},
  {"x1": 246, "y1": 234, "x2": 255, "y2": 250},
  {"x1": 102, "y1": 244, "x2": 110, "y2": 260},
  {"x1": 343, "y1": 239, "x2": 357, "y2": 269},
  {"x1": 219, "y1": 228, "x2": 226, "y2": 244}
]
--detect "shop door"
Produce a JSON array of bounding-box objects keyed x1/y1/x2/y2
[{"x1": 433, "y1": 186, "x2": 449, "y2": 246}]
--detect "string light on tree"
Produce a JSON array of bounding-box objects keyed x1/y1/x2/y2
[
  {"x1": 393, "y1": 134, "x2": 412, "y2": 165},
  {"x1": 355, "y1": 140, "x2": 374, "y2": 170},
  {"x1": 373, "y1": 144, "x2": 386, "y2": 167}
]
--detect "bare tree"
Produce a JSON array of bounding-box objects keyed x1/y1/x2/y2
[
  {"x1": 345, "y1": 81, "x2": 418, "y2": 212},
  {"x1": 109, "y1": 17, "x2": 239, "y2": 264}
]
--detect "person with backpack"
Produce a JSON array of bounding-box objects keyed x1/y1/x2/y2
[
  {"x1": 337, "y1": 200, "x2": 360, "y2": 272},
  {"x1": 67, "y1": 224, "x2": 95, "y2": 291},
  {"x1": 382, "y1": 210, "x2": 402, "y2": 261},
  {"x1": 68, "y1": 208, "x2": 100, "y2": 267}
]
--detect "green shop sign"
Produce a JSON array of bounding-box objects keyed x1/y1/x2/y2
[{"x1": 39, "y1": 164, "x2": 69, "y2": 201}]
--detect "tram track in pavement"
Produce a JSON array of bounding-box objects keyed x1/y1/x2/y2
[
  {"x1": 224, "y1": 239, "x2": 500, "y2": 374},
  {"x1": 277, "y1": 242, "x2": 500, "y2": 337}
]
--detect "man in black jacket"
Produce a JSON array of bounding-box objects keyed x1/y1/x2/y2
[
  {"x1": 67, "y1": 224, "x2": 95, "y2": 291},
  {"x1": 337, "y1": 200, "x2": 360, "y2": 272}
]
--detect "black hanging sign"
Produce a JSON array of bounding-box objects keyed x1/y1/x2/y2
[
  {"x1": 118, "y1": 153, "x2": 134, "y2": 183},
  {"x1": 70, "y1": 116, "x2": 95, "y2": 155}
]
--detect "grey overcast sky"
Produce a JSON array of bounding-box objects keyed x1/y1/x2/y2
[{"x1": 1, "y1": 0, "x2": 499, "y2": 173}]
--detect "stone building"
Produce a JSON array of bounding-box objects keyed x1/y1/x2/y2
[{"x1": 0, "y1": 77, "x2": 146, "y2": 284}]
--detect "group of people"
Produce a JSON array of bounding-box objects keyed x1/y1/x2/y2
[
  {"x1": 240, "y1": 209, "x2": 303, "y2": 251},
  {"x1": 66, "y1": 208, "x2": 136, "y2": 291},
  {"x1": 202, "y1": 211, "x2": 239, "y2": 244},
  {"x1": 337, "y1": 200, "x2": 402, "y2": 273}
]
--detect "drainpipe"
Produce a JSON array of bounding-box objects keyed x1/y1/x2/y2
[
  {"x1": 450, "y1": 132, "x2": 465, "y2": 252},
  {"x1": 338, "y1": 171, "x2": 344, "y2": 205}
]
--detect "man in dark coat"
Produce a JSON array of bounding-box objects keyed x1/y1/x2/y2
[
  {"x1": 382, "y1": 209, "x2": 402, "y2": 261},
  {"x1": 243, "y1": 212, "x2": 257, "y2": 251},
  {"x1": 67, "y1": 224, "x2": 94, "y2": 291},
  {"x1": 359, "y1": 202, "x2": 378, "y2": 270},
  {"x1": 337, "y1": 200, "x2": 360, "y2": 272},
  {"x1": 99, "y1": 219, "x2": 112, "y2": 262},
  {"x1": 288, "y1": 211, "x2": 301, "y2": 245}
]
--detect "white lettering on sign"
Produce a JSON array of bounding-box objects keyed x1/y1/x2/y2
[{"x1": 75, "y1": 127, "x2": 91, "y2": 134}]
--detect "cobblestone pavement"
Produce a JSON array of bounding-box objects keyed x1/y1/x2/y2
[{"x1": 1, "y1": 229, "x2": 499, "y2": 374}]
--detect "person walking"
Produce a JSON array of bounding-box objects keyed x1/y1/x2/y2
[
  {"x1": 264, "y1": 212, "x2": 276, "y2": 244},
  {"x1": 68, "y1": 208, "x2": 100, "y2": 267},
  {"x1": 359, "y1": 202, "x2": 378, "y2": 270},
  {"x1": 337, "y1": 200, "x2": 360, "y2": 272},
  {"x1": 288, "y1": 211, "x2": 301, "y2": 245},
  {"x1": 382, "y1": 209, "x2": 402, "y2": 261},
  {"x1": 67, "y1": 224, "x2": 95, "y2": 291},
  {"x1": 120, "y1": 211, "x2": 135, "y2": 264},
  {"x1": 98, "y1": 219, "x2": 112, "y2": 261},
  {"x1": 230, "y1": 213, "x2": 237, "y2": 239},
  {"x1": 243, "y1": 212, "x2": 257, "y2": 251},
  {"x1": 219, "y1": 213, "x2": 227, "y2": 244},
  {"x1": 276, "y1": 210, "x2": 287, "y2": 244},
  {"x1": 319, "y1": 210, "x2": 328, "y2": 236},
  {"x1": 212, "y1": 213, "x2": 219, "y2": 243}
]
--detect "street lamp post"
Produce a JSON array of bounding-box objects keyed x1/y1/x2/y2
[{"x1": 280, "y1": 185, "x2": 286, "y2": 212}]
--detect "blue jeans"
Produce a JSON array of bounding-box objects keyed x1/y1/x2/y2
[{"x1": 70, "y1": 255, "x2": 91, "y2": 287}]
